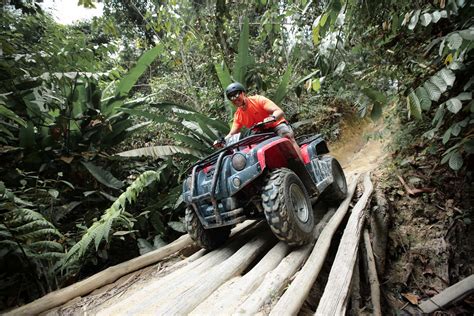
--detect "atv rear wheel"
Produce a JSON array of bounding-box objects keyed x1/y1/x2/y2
[
  {"x1": 185, "y1": 207, "x2": 231, "y2": 250},
  {"x1": 261, "y1": 168, "x2": 314, "y2": 246},
  {"x1": 322, "y1": 157, "x2": 347, "y2": 204}
]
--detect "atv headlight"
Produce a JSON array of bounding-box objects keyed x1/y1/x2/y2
[{"x1": 231, "y1": 153, "x2": 247, "y2": 171}]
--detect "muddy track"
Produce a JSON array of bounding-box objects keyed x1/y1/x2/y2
[{"x1": 10, "y1": 121, "x2": 387, "y2": 316}]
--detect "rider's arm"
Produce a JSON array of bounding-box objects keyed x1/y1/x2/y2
[
  {"x1": 261, "y1": 96, "x2": 284, "y2": 121},
  {"x1": 225, "y1": 122, "x2": 242, "y2": 139}
]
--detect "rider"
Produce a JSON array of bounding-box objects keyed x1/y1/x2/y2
[{"x1": 222, "y1": 82, "x2": 303, "y2": 160}]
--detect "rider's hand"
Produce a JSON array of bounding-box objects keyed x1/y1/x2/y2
[
  {"x1": 263, "y1": 115, "x2": 276, "y2": 123},
  {"x1": 213, "y1": 138, "x2": 225, "y2": 149}
]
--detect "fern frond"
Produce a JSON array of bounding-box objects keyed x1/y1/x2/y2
[
  {"x1": 29, "y1": 241, "x2": 64, "y2": 252},
  {"x1": 59, "y1": 170, "x2": 162, "y2": 268},
  {"x1": 21, "y1": 228, "x2": 62, "y2": 240}
]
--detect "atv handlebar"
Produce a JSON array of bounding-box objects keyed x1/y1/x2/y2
[{"x1": 250, "y1": 116, "x2": 276, "y2": 130}]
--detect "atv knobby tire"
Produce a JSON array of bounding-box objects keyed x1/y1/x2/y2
[
  {"x1": 322, "y1": 156, "x2": 347, "y2": 204},
  {"x1": 185, "y1": 207, "x2": 231, "y2": 250},
  {"x1": 261, "y1": 168, "x2": 314, "y2": 246}
]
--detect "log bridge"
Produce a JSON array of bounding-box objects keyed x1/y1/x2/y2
[{"x1": 7, "y1": 172, "x2": 472, "y2": 315}]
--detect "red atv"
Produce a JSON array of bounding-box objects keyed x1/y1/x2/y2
[{"x1": 182, "y1": 121, "x2": 347, "y2": 249}]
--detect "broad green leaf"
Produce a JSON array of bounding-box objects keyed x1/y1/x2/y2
[
  {"x1": 361, "y1": 87, "x2": 387, "y2": 105},
  {"x1": 432, "y1": 104, "x2": 446, "y2": 126},
  {"x1": 81, "y1": 161, "x2": 124, "y2": 189},
  {"x1": 423, "y1": 81, "x2": 441, "y2": 101},
  {"x1": 430, "y1": 75, "x2": 448, "y2": 93},
  {"x1": 431, "y1": 11, "x2": 442, "y2": 23},
  {"x1": 19, "y1": 123, "x2": 36, "y2": 149},
  {"x1": 320, "y1": 13, "x2": 329, "y2": 27},
  {"x1": 407, "y1": 91, "x2": 422, "y2": 120},
  {"x1": 420, "y1": 13, "x2": 432, "y2": 26},
  {"x1": 312, "y1": 26, "x2": 320, "y2": 45},
  {"x1": 214, "y1": 62, "x2": 232, "y2": 90},
  {"x1": 464, "y1": 139, "x2": 474, "y2": 154},
  {"x1": 442, "y1": 128, "x2": 452, "y2": 144},
  {"x1": 172, "y1": 134, "x2": 211, "y2": 152},
  {"x1": 116, "y1": 145, "x2": 203, "y2": 159},
  {"x1": 447, "y1": 33, "x2": 463, "y2": 50},
  {"x1": 456, "y1": 92, "x2": 472, "y2": 101},
  {"x1": 371, "y1": 103, "x2": 382, "y2": 121},
  {"x1": 312, "y1": 78, "x2": 321, "y2": 92},
  {"x1": 0, "y1": 104, "x2": 27, "y2": 127},
  {"x1": 137, "y1": 238, "x2": 154, "y2": 255},
  {"x1": 438, "y1": 68, "x2": 455, "y2": 87},
  {"x1": 273, "y1": 66, "x2": 293, "y2": 105},
  {"x1": 446, "y1": 98, "x2": 462, "y2": 113},
  {"x1": 448, "y1": 151, "x2": 463, "y2": 170},
  {"x1": 415, "y1": 86, "x2": 432, "y2": 110},
  {"x1": 105, "y1": 44, "x2": 164, "y2": 115},
  {"x1": 168, "y1": 221, "x2": 186, "y2": 233},
  {"x1": 459, "y1": 27, "x2": 474, "y2": 40},
  {"x1": 408, "y1": 10, "x2": 420, "y2": 30},
  {"x1": 232, "y1": 17, "x2": 251, "y2": 85},
  {"x1": 451, "y1": 123, "x2": 462, "y2": 136}
]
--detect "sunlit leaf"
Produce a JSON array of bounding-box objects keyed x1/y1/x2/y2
[
  {"x1": 116, "y1": 145, "x2": 203, "y2": 159},
  {"x1": 420, "y1": 13, "x2": 432, "y2": 26},
  {"x1": 446, "y1": 98, "x2": 462, "y2": 113},
  {"x1": 423, "y1": 81, "x2": 441, "y2": 101},
  {"x1": 448, "y1": 151, "x2": 463, "y2": 170},
  {"x1": 415, "y1": 86, "x2": 432, "y2": 110},
  {"x1": 408, "y1": 10, "x2": 420, "y2": 30},
  {"x1": 407, "y1": 91, "x2": 422, "y2": 120},
  {"x1": 447, "y1": 33, "x2": 463, "y2": 50},
  {"x1": 430, "y1": 75, "x2": 448, "y2": 93}
]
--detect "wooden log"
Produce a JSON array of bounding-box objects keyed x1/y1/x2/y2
[
  {"x1": 419, "y1": 274, "x2": 474, "y2": 313},
  {"x1": 269, "y1": 175, "x2": 359, "y2": 316},
  {"x1": 370, "y1": 188, "x2": 389, "y2": 275},
  {"x1": 350, "y1": 255, "x2": 361, "y2": 315},
  {"x1": 97, "y1": 222, "x2": 263, "y2": 316},
  {"x1": 6, "y1": 234, "x2": 193, "y2": 316},
  {"x1": 364, "y1": 229, "x2": 382, "y2": 316},
  {"x1": 191, "y1": 241, "x2": 291, "y2": 315},
  {"x1": 236, "y1": 205, "x2": 339, "y2": 316},
  {"x1": 140, "y1": 231, "x2": 277, "y2": 315},
  {"x1": 9, "y1": 220, "x2": 256, "y2": 316},
  {"x1": 315, "y1": 172, "x2": 373, "y2": 316}
]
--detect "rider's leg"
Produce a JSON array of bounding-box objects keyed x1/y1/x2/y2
[{"x1": 274, "y1": 123, "x2": 304, "y2": 161}]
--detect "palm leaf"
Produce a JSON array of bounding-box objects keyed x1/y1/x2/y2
[
  {"x1": 116, "y1": 145, "x2": 204, "y2": 158},
  {"x1": 232, "y1": 17, "x2": 252, "y2": 84},
  {"x1": 171, "y1": 134, "x2": 213, "y2": 153},
  {"x1": 81, "y1": 161, "x2": 124, "y2": 190},
  {"x1": 272, "y1": 66, "x2": 293, "y2": 106},
  {"x1": 104, "y1": 44, "x2": 164, "y2": 115}
]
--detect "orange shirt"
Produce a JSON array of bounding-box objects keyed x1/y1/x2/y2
[{"x1": 232, "y1": 95, "x2": 285, "y2": 130}]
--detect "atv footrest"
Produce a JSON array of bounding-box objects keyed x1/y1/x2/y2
[{"x1": 204, "y1": 207, "x2": 244, "y2": 221}]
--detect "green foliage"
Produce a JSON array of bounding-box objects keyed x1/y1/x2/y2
[{"x1": 60, "y1": 170, "x2": 162, "y2": 268}]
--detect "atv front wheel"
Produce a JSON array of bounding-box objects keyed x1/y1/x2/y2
[
  {"x1": 261, "y1": 168, "x2": 314, "y2": 246},
  {"x1": 322, "y1": 157, "x2": 347, "y2": 204},
  {"x1": 185, "y1": 207, "x2": 231, "y2": 250}
]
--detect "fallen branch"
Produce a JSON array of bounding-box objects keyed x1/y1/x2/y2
[
  {"x1": 269, "y1": 175, "x2": 360, "y2": 316},
  {"x1": 419, "y1": 274, "x2": 474, "y2": 313},
  {"x1": 316, "y1": 172, "x2": 374, "y2": 316},
  {"x1": 397, "y1": 174, "x2": 434, "y2": 196},
  {"x1": 364, "y1": 229, "x2": 382, "y2": 316}
]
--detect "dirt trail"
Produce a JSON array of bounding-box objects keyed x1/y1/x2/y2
[
  {"x1": 330, "y1": 117, "x2": 388, "y2": 175},
  {"x1": 44, "y1": 117, "x2": 390, "y2": 315}
]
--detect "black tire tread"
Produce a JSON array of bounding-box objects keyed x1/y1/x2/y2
[
  {"x1": 261, "y1": 168, "x2": 314, "y2": 246},
  {"x1": 185, "y1": 207, "x2": 231, "y2": 250}
]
